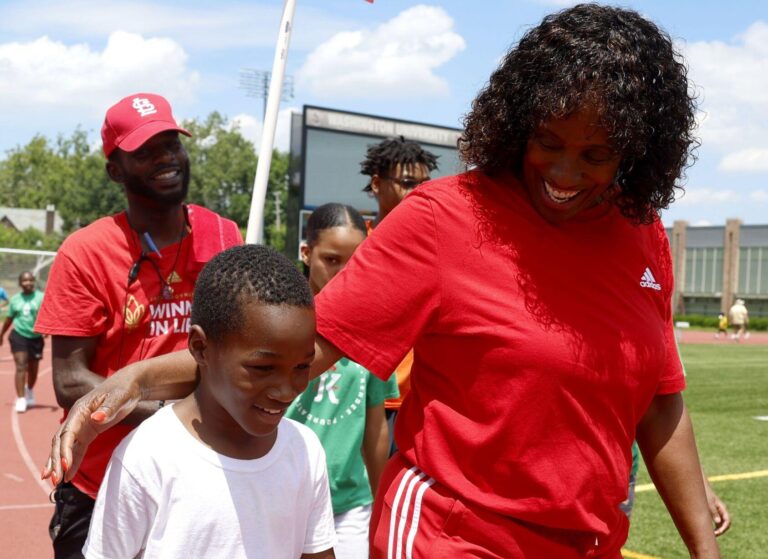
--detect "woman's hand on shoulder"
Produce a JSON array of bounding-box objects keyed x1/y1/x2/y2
[{"x1": 42, "y1": 371, "x2": 142, "y2": 485}]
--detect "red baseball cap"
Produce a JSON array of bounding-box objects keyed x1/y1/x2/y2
[{"x1": 101, "y1": 93, "x2": 191, "y2": 157}]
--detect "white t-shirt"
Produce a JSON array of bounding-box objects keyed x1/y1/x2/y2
[{"x1": 83, "y1": 405, "x2": 336, "y2": 559}]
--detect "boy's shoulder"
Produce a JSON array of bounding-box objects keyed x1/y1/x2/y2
[
  {"x1": 111, "y1": 406, "x2": 180, "y2": 467},
  {"x1": 281, "y1": 417, "x2": 325, "y2": 455},
  {"x1": 111, "y1": 412, "x2": 327, "y2": 478}
]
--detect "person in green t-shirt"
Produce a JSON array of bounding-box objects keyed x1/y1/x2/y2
[
  {"x1": 0, "y1": 271, "x2": 45, "y2": 413},
  {"x1": 287, "y1": 203, "x2": 398, "y2": 559}
]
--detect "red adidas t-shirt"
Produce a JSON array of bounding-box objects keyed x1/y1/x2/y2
[
  {"x1": 316, "y1": 171, "x2": 684, "y2": 539},
  {"x1": 36, "y1": 205, "x2": 242, "y2": 498}
]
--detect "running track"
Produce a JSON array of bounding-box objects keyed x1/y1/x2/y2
[
  {"x1": 1, "y1": 346, "x2": 56, "y2": 559},
  {"x1": 2, "y1": 332, "x2": 767, "y2": 558}
]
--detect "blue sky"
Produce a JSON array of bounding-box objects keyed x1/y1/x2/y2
[{"x1": 1, "y1": 0, "x2": 766, "y2": 225}]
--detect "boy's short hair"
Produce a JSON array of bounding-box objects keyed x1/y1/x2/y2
[
  {"x1": 191, "y1": 244, "x2": 313, "y2": 342},
  {"x1": 360, "y1": 136, "x2": 439, "y2": 192}
]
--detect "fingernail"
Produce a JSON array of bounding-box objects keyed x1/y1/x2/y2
[
  {"x1": 91, "y1": 411, "x2": 106, "y2": 422},
  {"x1": 51, "y1": 472, "x2": 58, "y2": 486},
  {"x1": 62, "y1": 458, "x2": 68, "y2": 473},
  {"x1": 40, "y1": 468, "x2": 46, "y2": 480}
]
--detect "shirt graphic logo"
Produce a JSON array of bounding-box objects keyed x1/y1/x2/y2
[
  {"x1": 640, "y1": 267, "x2": 662, "y2": 291},
  {"x1": 314, "y1": 373, "x2": 342, "y2": 404},
  {"x1": 132, "y1": 97, "x2": 157, "y2": 117},
  {"x1": 167, "y1": 271, "x2": 182, "y2": 284},
  {"x1": 123, "y1": 295, "x2": 145, "y2": 329}
]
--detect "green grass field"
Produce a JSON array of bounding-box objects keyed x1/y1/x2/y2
[{"x1": 623, "y1": 344, "x2": 768, "y2": 559}]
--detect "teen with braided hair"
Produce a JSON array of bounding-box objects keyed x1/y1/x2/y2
[{"x1": 361, "y1": 136, "x2": 438, "y2": 227}]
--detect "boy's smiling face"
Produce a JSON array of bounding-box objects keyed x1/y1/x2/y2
[{"x1": 189, "y1": 299, "x2": 316, "y2": 458}]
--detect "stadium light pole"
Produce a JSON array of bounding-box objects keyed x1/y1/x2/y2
[
  {"x1": 245, "y1": 0, "x2": 297, "y2": 244},
  {"x1": 239, "y1": 69, "x2": 294, "y2": 121}
]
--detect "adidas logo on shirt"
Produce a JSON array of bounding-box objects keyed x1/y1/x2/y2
[{"x1": 639, "y1": 267, "x2": 661, "y2": 291}]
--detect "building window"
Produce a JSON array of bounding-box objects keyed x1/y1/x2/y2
[
  {"x1": 685, "y1": 247, "x2": 723, "y2": 294},
  {"x1": 739, "y1": 247, "x2": 767, "y2": 295}
]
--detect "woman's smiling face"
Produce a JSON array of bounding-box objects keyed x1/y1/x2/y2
[{"x1": 522, "y1": 105, "x2": 622, "y2": 224}]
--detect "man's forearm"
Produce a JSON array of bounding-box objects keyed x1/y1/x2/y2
[{"x1": 54, "y1": 366, "x2": 165, "y2": 425}]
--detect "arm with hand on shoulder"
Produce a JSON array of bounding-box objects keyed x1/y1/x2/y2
[
  {"x1": 43, "y1": 334, "x2": 345, "y2": 485},
  {"x1": 52, "y1": 335, "x2": 164, "y2": 423}
]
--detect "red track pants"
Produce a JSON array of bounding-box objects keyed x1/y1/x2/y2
[{"x1": 370, "y1": 453, "x2": 625, "y2": 559}]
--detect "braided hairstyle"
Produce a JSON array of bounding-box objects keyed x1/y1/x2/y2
[
  {"x1": 306, "y1": 203, "x2": 367, "y2": 246},
  {"x1": 361, "y1": 136, "x2": 439, "y2": 192}
]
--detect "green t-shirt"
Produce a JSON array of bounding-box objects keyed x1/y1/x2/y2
[
  {"x1": 286, "y1": 358, "x2": 399, "y2": 514},
  {"x1": 8, "y1": 290, "x2": 44, "y2": 339}
]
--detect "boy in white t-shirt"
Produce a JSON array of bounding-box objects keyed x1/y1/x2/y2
[{"x1": 84, "y1": 245, "x2": 336, "y2": 559}]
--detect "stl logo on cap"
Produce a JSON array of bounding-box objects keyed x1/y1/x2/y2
[
  {"x1": 132, "y1": 97, "x2": 158, "y2": 117},
  {"x1": 101, "y1": 92, "x2": 192, "y2": 157}
]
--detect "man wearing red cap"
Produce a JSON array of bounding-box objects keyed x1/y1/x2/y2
[{"x1": 35, "y1": 93, "x2": 243, "y2": 558}]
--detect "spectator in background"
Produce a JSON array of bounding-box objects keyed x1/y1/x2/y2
[
  {"x1": 715, "y1": 312, "x2": 728, "y2": 339},
  {"x1": 360, "y1": 137, "x2": 438, "y2": 455},
  {"x1": 728, "y1": 299, "x2": 749, "y2": 341},
  {"x1": 35, "y1": 92, "x2": 241, "y2": 558},
  {"x1": 0, "y1": 271, "x2": 44, "y2": 413},
  {"x1": 361, "y1": 136, "x2": 438, "y2": 228}
]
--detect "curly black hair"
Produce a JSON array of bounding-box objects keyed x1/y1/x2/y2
[
  {"x1": 460, "y1": 3, "x2": 698, "y2": 224},
  {"x1": 361, "y1": 136, "x2": 439, "y2": 192},
  {"x1": 191, "y1": 244, "x2": 313, "y2": 342}
]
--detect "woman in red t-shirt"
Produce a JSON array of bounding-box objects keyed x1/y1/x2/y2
[{"x1": 45, "y1": 5, "x2": 722, "y2": 558}]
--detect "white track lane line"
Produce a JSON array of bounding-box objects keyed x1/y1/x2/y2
[
  {"x1": 10, "y1": 365, "x2": 54, "y2": 497},
  {"x1": 0, "y1": 503, "x2": 54, "y2": 511}
]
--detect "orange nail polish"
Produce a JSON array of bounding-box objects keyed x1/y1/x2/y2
[
  {"x1": 91, "y1": 411, "x2": 106, "y2": 422},
  {"x1": 51, "y1": 472, "x2": 58, "y2": 486},
  {"x1": 61, "y1": 458, "x2": 68, "y2": 473},
  {"x1": 40, "y1": 468, "x2": 46, "y2": 480}
]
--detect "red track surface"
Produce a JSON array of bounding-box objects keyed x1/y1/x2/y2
[
  {"x1": 1, "y1": 347, "x2": 57, "y2": 559},
  {"x1": 1, "y1": 330, "x2": 765, "y2": 558},
  {"x1": 674, "y1": 328, "x2": 768, "y2": 345}
]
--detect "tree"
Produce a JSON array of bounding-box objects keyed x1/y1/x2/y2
[
  {"x1": 0, "y1": 129, "x2": 123, "y2": 232},
  {"x1": 182, "y1": 113, "x2": 288, "y2": 249}
]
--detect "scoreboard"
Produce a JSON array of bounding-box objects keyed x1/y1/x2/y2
[{"x1": 287, "y1": 105, "x2": 462, "y2": 257}]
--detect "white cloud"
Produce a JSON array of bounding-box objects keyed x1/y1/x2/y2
[
  {"x1": 231, "y1": 108, "x2": 295, "y2": 153},
  {"x1": 719, "y1": 149, "x2": 768, "y2": 172},
  {"x1": 692, "y1": 220, "x2": 713, "y2": 226},
  {"x1": 677, "y1": 187, "x2": 741, "y2": 206},
  {"x1": 0, "y1": 0, "x2": 358, "y2": 51},
  {"x1": 750, "y1": 190, "x2": 768, "y2": 203},
  {"x1": 683, "y1": 21, "x2": 768, "y2": 173},
  {"x1": 0, "y1": 31, "x2": 199, "y2": 110},
  {"x1": 297, "y1": 5, "x2": 465, "y2": 99}
]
